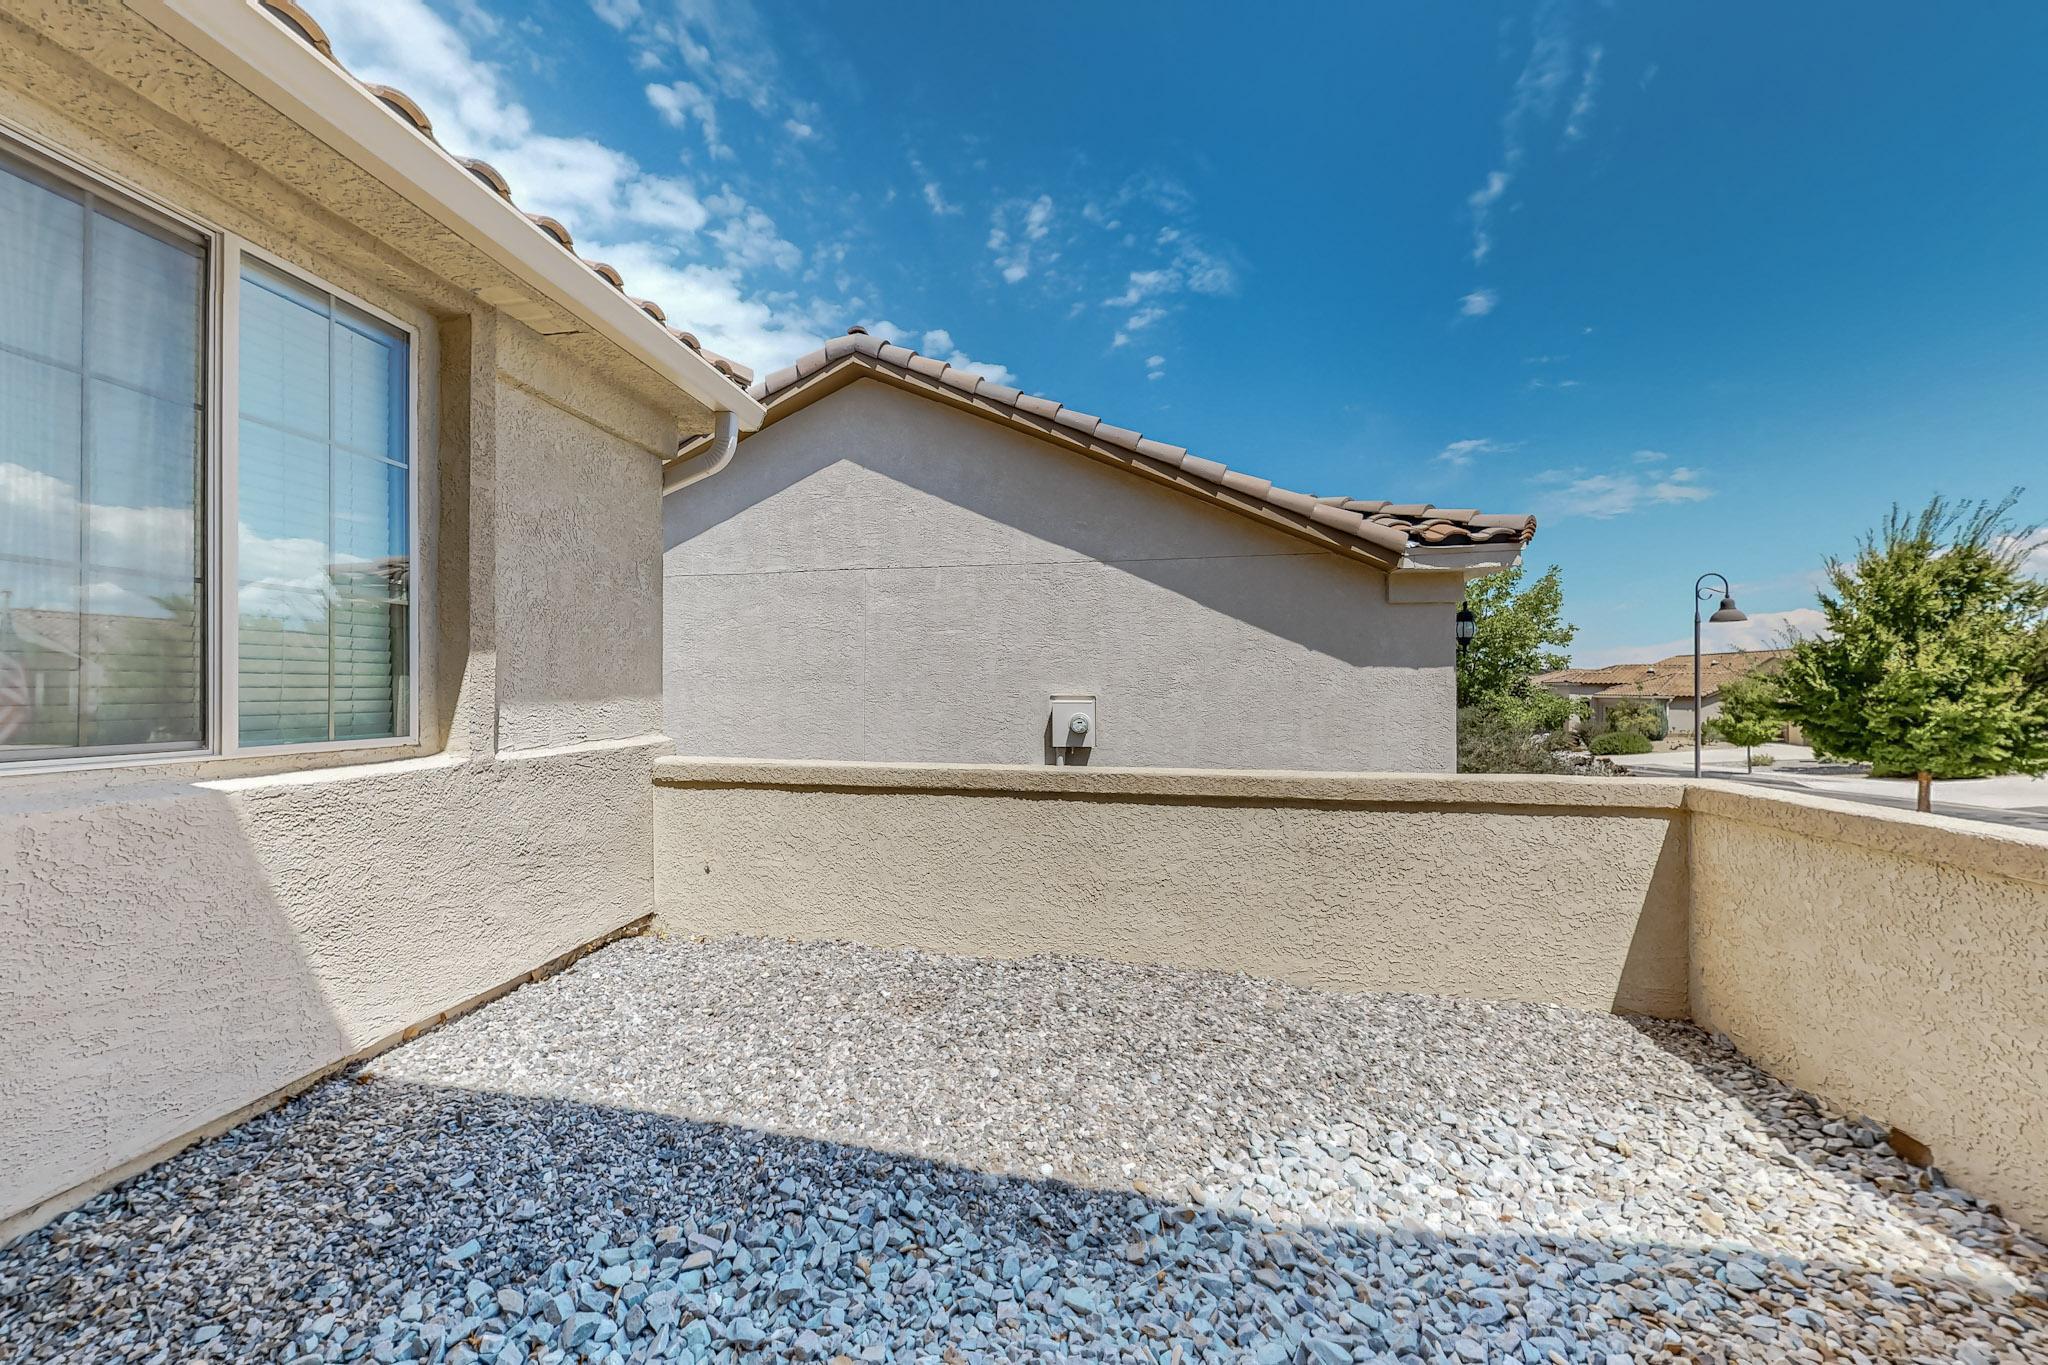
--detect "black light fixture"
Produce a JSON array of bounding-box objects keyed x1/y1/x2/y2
[
  {"x1": 1455, "y1": 601, "x2": 1477, "y2": 655},
  {"x1": 1692, "y1": 573, "x2": 1748, "y2": 778}
]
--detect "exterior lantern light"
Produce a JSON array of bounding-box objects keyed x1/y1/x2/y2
[
  {"x1": 1455, "y1": 602, "x2": 1477, "y2": 655},
  {"x1": 1692, "y1": 573, "x2": 1747, "y2": 778}
]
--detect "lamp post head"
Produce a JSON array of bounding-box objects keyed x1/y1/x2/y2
[
  {"x1": 1709, "y1": 595, "x2": 1747, "y2": 624},
  {"x1": 1455, "y1": 602, "x2": 1477, "y2": 654}
]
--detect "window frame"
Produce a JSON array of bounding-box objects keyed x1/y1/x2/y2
[{"x1": 0, "y1": 121, "x2": 421, "y2": 776}]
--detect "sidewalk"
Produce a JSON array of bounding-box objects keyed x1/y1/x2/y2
[{"x1": 1618, "y1": 743, "x2": 2048, "y2": 834}]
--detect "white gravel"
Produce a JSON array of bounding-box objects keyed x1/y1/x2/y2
[{"x1": 2, "y1": 934, "x2": 2043, "y2": 1363}]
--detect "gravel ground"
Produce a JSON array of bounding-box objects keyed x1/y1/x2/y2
[{"x1": 3, "y1": 935, "x2": 2044, "y2": 1363}]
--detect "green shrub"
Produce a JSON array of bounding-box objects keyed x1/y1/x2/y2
[
  {"x1": 1457, "y1": 705, "x2": 1569, "y2": 774},
  {"x1": 1590, "y1": 731, "x2": 1653, "y2": 756},
  {"x1": 1601, "y1": 699, "x2": 1667, "y2": 740}
]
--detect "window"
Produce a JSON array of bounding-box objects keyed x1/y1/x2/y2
[
  {"x1": 236, "y1": 263, "x2": 410, "y2": 747},
  {"x1": 0, "y1": 134, "x2": 415, "y2": 769}
]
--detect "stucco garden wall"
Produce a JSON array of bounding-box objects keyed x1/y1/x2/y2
[
  {"x1": 651, "y1": 759, "x2": 1693, "y2": 1017},
  {"x1": 1689, "y1": 785, "x2": 2048, "y2": 1232},
  {"x1": 662, "y1": 381, "x2": 1457, "y2": 772}
]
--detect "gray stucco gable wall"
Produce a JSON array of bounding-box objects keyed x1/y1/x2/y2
[{"x1": 662, "y1": 379, "x2": 1457, "y2": 772}]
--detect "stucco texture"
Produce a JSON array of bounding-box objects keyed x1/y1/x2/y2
[
  {"x1": 651, "y1": 760, "x2": 1692, "y2": 1018},
  {"x1": 663, "y1": 382, "x2": 1456, "y2": 772},
  {"x1": 1, "y1": 741, "x2": 659, "y2": 1227},
  {"x1": 0, "y1": 19, "x2": 686, "y2": 1234},
  {"x1": 1689, "y1": 786, "x2": 2048, "y2": 1231}
]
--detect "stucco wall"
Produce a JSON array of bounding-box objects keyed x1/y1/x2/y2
[
  {"x1": 1689, "y1": 785, "x2": 2048, "y2": 1232},
  {"x1": 651, "y1": 759, "x2": 1692, "y2": 1017},
  {"x1": 663, "y1": 382, "x2": 1456, "y2": 772},
  {"x1": 0, "y1": 33, "x2": 683, "y2": 1235}
]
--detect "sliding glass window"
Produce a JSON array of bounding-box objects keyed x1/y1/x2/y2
[
  {"x1": 0, "y1": 146, "x2": 206, "y2": 763},
  {"x1": 236, "y1": 261, "x2": 411, "y2": 747}
]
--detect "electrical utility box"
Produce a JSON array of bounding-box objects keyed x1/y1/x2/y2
[{"x1": 1049, "y1": 695, "x2": 1097, "y2": 752}]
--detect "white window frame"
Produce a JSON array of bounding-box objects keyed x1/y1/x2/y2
[{"x1": 0, "y1": 121, "x2": 421, "y2": 776}]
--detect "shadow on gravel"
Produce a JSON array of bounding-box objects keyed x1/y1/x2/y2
[{"x1": 3, "y1": 1069, "x2": 2045, "y2": 1363}]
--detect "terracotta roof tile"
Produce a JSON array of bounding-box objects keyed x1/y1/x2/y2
[
  {"x1": 257, "y1": 0, "x2": 753, "y2": 392},
  {"x1": 744, "y1": 328, "x2": 1539, "y2": 560}
]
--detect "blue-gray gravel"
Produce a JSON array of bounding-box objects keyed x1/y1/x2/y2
[{"x1": 1, "y1": 935, "x2": 2043, "y2": 1363}]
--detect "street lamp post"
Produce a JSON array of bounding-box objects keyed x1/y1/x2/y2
[{"x1": 1693, "y1": 573, "x2": 1748, "y2": 778}]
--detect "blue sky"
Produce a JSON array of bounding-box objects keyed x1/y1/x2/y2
[{"x1": 320, "y1": 0, "x2": 2048, "y2": 664}]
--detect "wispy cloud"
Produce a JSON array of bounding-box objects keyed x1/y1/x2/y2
[
  {"x1": 1436, "y1": 437, "x2": 1519, "y2": 467},
  {"x1": 1145, "y1": 354, "x2": 1166, "y2": 381},
  {"x1": 1536, "y1": 463, "x2": 1714, "y2": 519},
  {"x1": 987, "y1": 194, "x2": 1055, "y2": 282},
  {"x1": 1459, "y1": 289, "x2": 1499, "y2": 318},
  {"x1": 1571, "y1": 608, "x2": 1827, "y2": 668},
  {"x1": 1564, "y1": 43, "x2": 1604, "y2": 142},
  {"x1": 318, "y1": 0, "x2": 848, "y2": 372},
  {"x1": 1462, "y1": 2, "x2": 1605, "y2": 271}
]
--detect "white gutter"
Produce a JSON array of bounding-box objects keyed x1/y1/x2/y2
[
  {"x1": 130, "y1": 0, "x2": 764, "y2": 430},
  {"x1": 662, "y1": 410, "x2": 740, "y2": 495}
]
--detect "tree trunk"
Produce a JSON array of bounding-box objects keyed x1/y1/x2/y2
[
  {"x1": 1916, "y1": 771, "x2": 1932, "y2": 813},
  {"x1": 1744, "y1": 747, "x2": 1752, "y2": 773}
]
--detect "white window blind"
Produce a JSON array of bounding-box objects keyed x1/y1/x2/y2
[
  {"x1": 236, "y1": 261, "x2": 410, "y2": 747},
  {"x1": 0, "y1": 148, "x2": 206, "y2": 763}
]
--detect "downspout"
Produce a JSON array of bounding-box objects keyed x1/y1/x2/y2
[{"x1": 661, "y1": 408, "x2": 740, "y2": 495}]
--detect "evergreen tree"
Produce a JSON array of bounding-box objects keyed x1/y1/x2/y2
[
  {"x1": 1707, "y1": 669, "x2": 1786, "y2": 772},
  {"x1": 1777, "y1": 493, "x2": 2048, "y2": 811}
]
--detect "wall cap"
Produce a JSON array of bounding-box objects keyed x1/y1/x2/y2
[{"x1": 652, "y1": 757, "x2": 1690, "y2": 811}]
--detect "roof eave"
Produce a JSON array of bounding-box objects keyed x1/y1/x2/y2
[
  {"x1": 133, "y1": 0, "x2": 764, "y2": 430},
  {"x1": 751, "y1": 358, "x2": 1424, "y2": 573}
]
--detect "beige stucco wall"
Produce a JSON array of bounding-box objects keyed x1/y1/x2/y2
[
  {"x1": 663, "y1": 381, "x2": 1457, "y2": 772},
  {"x1": 0, "y1": 14, "x2": 685, "y2": 1235},
  {"x1": 1689, "y1": 785, "x2": 2048, "y2": 1231},
  {"x1": 651, "y1": 759, "x2": 1693, "y2": 1016}
]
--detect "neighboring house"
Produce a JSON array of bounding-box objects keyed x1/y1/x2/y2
[
  {"x1": 1536, "y1": 649, "x2": 1791, "y2": 736},
  {"x1": 662, "y1": 329, "x2": 1537, "y2": 772},
  {"x1": 0, "y1": 0, "x2": 760, "y2": 1230}
]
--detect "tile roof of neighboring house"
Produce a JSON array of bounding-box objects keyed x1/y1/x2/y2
[
  {"x1": 748, "y1": 329, "x2": 1538, "y2": 562},
  {"x1": 251, "y1": 0, "x2": 754, "y2": 393},
  {"x1": 1539, "y1": 649, "x2": 1790, "y2": 700}
]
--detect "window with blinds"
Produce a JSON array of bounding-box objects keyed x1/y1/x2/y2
[
  {"x1": 236, "y1": 262, "x2": 411, "y2": 747},
  {"x1": 0, "y1": 146, "x2": 206, "y2": 763},
  {"x1": 0, "y1": 131, "x2": 416, "y2": 769}
]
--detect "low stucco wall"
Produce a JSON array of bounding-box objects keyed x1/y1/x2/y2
[
  {"x1": 1689, "y1": 785, "x2": 2048, "y2": 1231},
  {"x1": 0, "y1": 736, "x2": 663, "y2": 1236},
  {"x1": 651, "y1": 759, "x2": 1692, "y2": 1017}
]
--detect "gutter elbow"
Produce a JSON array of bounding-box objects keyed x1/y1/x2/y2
[{"x1": 662, "y1": 408, "x2": 741, "y2": 495}]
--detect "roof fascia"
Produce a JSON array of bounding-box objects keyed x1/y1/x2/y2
[
  {"x1": 132, "y1": 0, "x2": 764, "y2": 429},
  {"x1": 752, "y1": 359, "x2": 1413, "y2": 573}
]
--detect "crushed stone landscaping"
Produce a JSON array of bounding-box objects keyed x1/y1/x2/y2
[{"x1": 2, "y1": 935, "x2": 2043, "y2": 1363}]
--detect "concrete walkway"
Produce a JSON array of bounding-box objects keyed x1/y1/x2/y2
[{"x1": 1619, "y1": 743, "x2": 2048, "y2": 834}]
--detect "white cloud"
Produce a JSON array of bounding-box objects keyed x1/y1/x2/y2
[
  {"x1": 314, "y1": 0, "x2": 853, "y2": 376},
  {"x1": 1462, "y1": 4, "x2": 1601, "y2": 269},
  {"x1": 1571, "y1": 608, "x2": 1828, "y2": 669},
  {"x1": 707, "y1": 201, "x2": 801, "y2": 272},
  {"x1": 1105, "y1": 268, "x2": 1178, "y2": 308},
  {"x1": 1145, "y1": 354, "x2": 1166, "y2": 382},
  {"x1": 1538, "y1": 464, "x2": 1714, "y2": 519},
  {"x1": 782, "y1": 118, "x2": 814, "y2": 140},
  {"x1": 643, "y1": 80, "x2": 728, "y2": 158},
  {"x1": 988, "y1": 195, "x2": 1055, "y2": 283},
  {"x1": 1633, "y1": 449, "x2": 1669, "y2": 464},
  {"x1": 1459, "y1": 289, "x2": 1499, "y2": 318},
  {"x1": 1436, "y1": 437, "x2": 1518, "y2": 468},
  {"x1": 1565, "y1": 44, "x2": 1605, "y2": 142},
  {"x1": 922, "y1": 181, "x2": 959, "y2": 216},
  {"x1": 589, "y1": 0, "x2": 642, "y2": 28}
]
